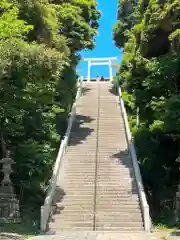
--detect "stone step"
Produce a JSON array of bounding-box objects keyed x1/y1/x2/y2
[
  {"x1": 63, "y1": 166, "x2": 96, "y2": 170},
  {"x1": 96, "y1": 179, "x2": 136, "y2": 183},
  {"x1": 67, "y1": 144, "x2": 97, "y2": 147},
  {"x1": 51, "y1": 213, "x2": 142, "y2": 222},
  {"x1": 56, "y1": 194, "x2": 139, "y2": 199},
  {"x1": 51, "y1": 215, "x2": 94, "y2": 222},
  {"x1": 65, "y1": 153, "x2": 96, "y2": 156},
  {"x1": 61, "y1": 185, "x2": 135, "y2": 189},
  {"x1": 69, "y1": 138, "x2": 97, "y2": 141},
  {"x1": 59, "y1": 195, "x2": 94, "y2": 200},
  {"x1": 63, "y1": 174, "x2": 132, "y2": 178},
  {"x1": 62, "y1": 175, "x2": 95, "y2": 179},
  {"x1": 64, "y1": 156, "x2": 94, "y2": 160},
  {"x1": 96, "y1": 202, "x2": 140, "y2": 210},
  {"x1": 50, "y1": 225, "x2": 144, "y2": 232},
  {"x1": 66, "y1": 149, "x2": 97, "y2": 153},
  {"x1": 96, "y1": 168, "x2": 133, "y2": 171},
  {"x1": 63, "y1": 163, "x2": 96, "y2": 167},
  {"x1": 63, "y1": 172, "x2": 132, "y2": 176},
  {"x1": 57, "y1": 200, "x2": 94, "y2": 205},
  {"x1": 96, "y1": 179, "x2": 135, "y2": 182},
  {"x1": 53, "y1": 209, "x2": 142, "y2": 217},
  {"x1": 63, "y1": 173, "x2": 132, "y2": 177},
  {"x1": 60, "y1": 191, "x2": 137, "y2": 196},
  {"x1": 49, "y1": 222, "x2": 93, "y2": 230},
  {"x1": 56, "y1": 200, "x2": 140, "y2": 208},
  {"x1": 96, "y1": 151, "x2": 129, "y2": 155},
  {"x1": 56, "y1": 202, "x2": 94, "y2": 207},
  {"x1": 62, "y1": 185, "x2": 137, "y2": 189},
  {"x1": 97, "y1": 142, "x2": 127, "y2": 145},
  {"x1": 95, "y1": 217, "x2": 143, "y2": 223},
  {"x1": 59, "y1": 192, "x2": 138, "y2": 199},
  {"x1": 62, "y1": 175, "x2": 96, "y2": 179},
  {"x1": 50, "y1": 217, "x2": 143, "y2": 226},
  {"x1": 61, "y1": 175, "x2": 96, "y2": 179},
  {"x1": 96, "y1": 166, "x2": 133, "y2": 169},
  {"x1": 63, "y1": 165, "x2": 133, "y2": 169},
  {"x1": 94, "y1": 168, "x2": 134, "y2": 171},
  {"x1": 96, "y1": 209, "x2": 142, "y2": 214},
  {"x1": 95, "y1": 211, "x2": 142, "y2": 217},
  {"x1": 96, "y1": 189, "x2": 138, "y2": 194},
  {"x1": 95, "y1": 226, "x2": 144, "y2": 231},
  {"x1": 95, "y1": 221, "x2": 143, "y2": 227},
  {"x1": 64, "y1": 168, "x2": 133, "y2": 173},
  {"x1": 56, "y1": 200, "x2": 140, "y2": 207},
  {"x1": 56, "y1": 195, "x2": 94, "y2": 200},
  {"x1": 63, "y1": 172, "x2": 134, "y2": 176},
  {"x1": 64, "y1": 159, "x2": 96, "y2": 162},
  {"x1": 97, "y1": 132, "x2": 126, "y2": 135},
  {"x1": 35, "y1": 232, "x2": 154, "y2": 240},
  {"x1": 50, "y1": 227, "x2": 94, "y2": 231},
  {"x1": 96, "y1": 183, "x2": 137, "y2": 186},
  {"x1": 61, "y1": 187, "x2": 95, "y2": 191},
  {"x1": 55, "y1": 203, "x2": 141, "y2": 211},
  {"x1": 96, "y1": 195, "x2": 139, "y2": 201},
  {"x1": 95, "y1": 204, "x2": 141, "y2": 210}
]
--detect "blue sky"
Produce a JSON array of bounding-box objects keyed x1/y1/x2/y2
[{"x1": 77, "y1": 0, "x2": 123, "y2": 79}]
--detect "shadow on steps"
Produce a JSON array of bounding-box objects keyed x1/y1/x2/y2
[
  {"x1": 68, "y1": 115, "x2": 95, "y2": 146},
  {"x1": 81, "y1": 87, "x2": 91, "y2": 96},
  {"x1": 111, "y1": 150, "x2": 140, "y2": 196},
  {"x1": 108, "y1": 84, "x2": 118, "y2": 96},
  {"x1": 48, "y1": 187, "x2": 66, "y2": 227}
]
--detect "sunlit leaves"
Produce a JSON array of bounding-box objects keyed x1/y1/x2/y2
[{"x1": 0, "y1": 0, "x2": 33, "y2": 39}]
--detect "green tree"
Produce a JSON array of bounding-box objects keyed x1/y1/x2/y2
[
  {"x1": 0, "y1": 0, "x2": 33, "y2": 39},
  {"x1": 114, "y1": 0, "x2": 180, "y2": 225}
]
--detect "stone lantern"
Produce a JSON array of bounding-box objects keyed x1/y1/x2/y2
[
  {"x1": 0, "y1": 151, "x2": 21, "y2": 223},
  {"x1": 174, "y1": 156, "x2": 180, "y2": 223}
]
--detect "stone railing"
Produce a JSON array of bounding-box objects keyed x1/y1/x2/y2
[
  {"x1": 40, "y1": 77, "x2": 83, "y2": 232},
  {"x1": 117, "y1": 84, "x2": 151, "y2": 231}
]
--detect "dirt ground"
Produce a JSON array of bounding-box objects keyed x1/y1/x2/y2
[{"x1": 150, "y1": 229, "x2": 180, "y2": 239}]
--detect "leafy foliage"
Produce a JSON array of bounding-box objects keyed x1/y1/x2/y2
[
  {"x1": 114, "y1": 0, "x2": 180, "y2": 226},
  {"x1": 0, "y1": 0, "x2": 33, "y2": 39}
]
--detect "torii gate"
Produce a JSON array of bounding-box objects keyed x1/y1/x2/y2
[{"x1": 83, "y1": 57, "x2": 118, "y2": 82}]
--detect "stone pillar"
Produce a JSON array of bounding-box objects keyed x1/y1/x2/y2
[
  {"x1": 109, "y1": 60, "x2": 113, "y2": 82},
  {"x1": 0, "y1": 151, "x2": 21, "y2": 223},
  {"x1": 87, "y1": 61, "x2": 91, "y2": 82},
  {"x1": 174, "y1": 185, "x2": 180, "y2": 223}
]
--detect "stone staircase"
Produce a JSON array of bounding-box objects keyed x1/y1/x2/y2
[{"x1": 48, "y1": 82, "x2": 144, "y2": 234}]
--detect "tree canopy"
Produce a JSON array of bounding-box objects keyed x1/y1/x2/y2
[{"x1": 114, "y1": 0, "x2": 180, "y2": 225}]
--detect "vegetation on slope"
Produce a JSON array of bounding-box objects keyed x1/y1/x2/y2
[
  {"x1": 0, "y1": 0, "x2": 100, "y2": 232},
  {"x1": 113, "y1": 0, "x2": 180, "y2": 226}
]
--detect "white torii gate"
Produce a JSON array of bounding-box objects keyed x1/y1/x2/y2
[{"x1": 83, "y1": 57, "x2": 118, "y2": 82}]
